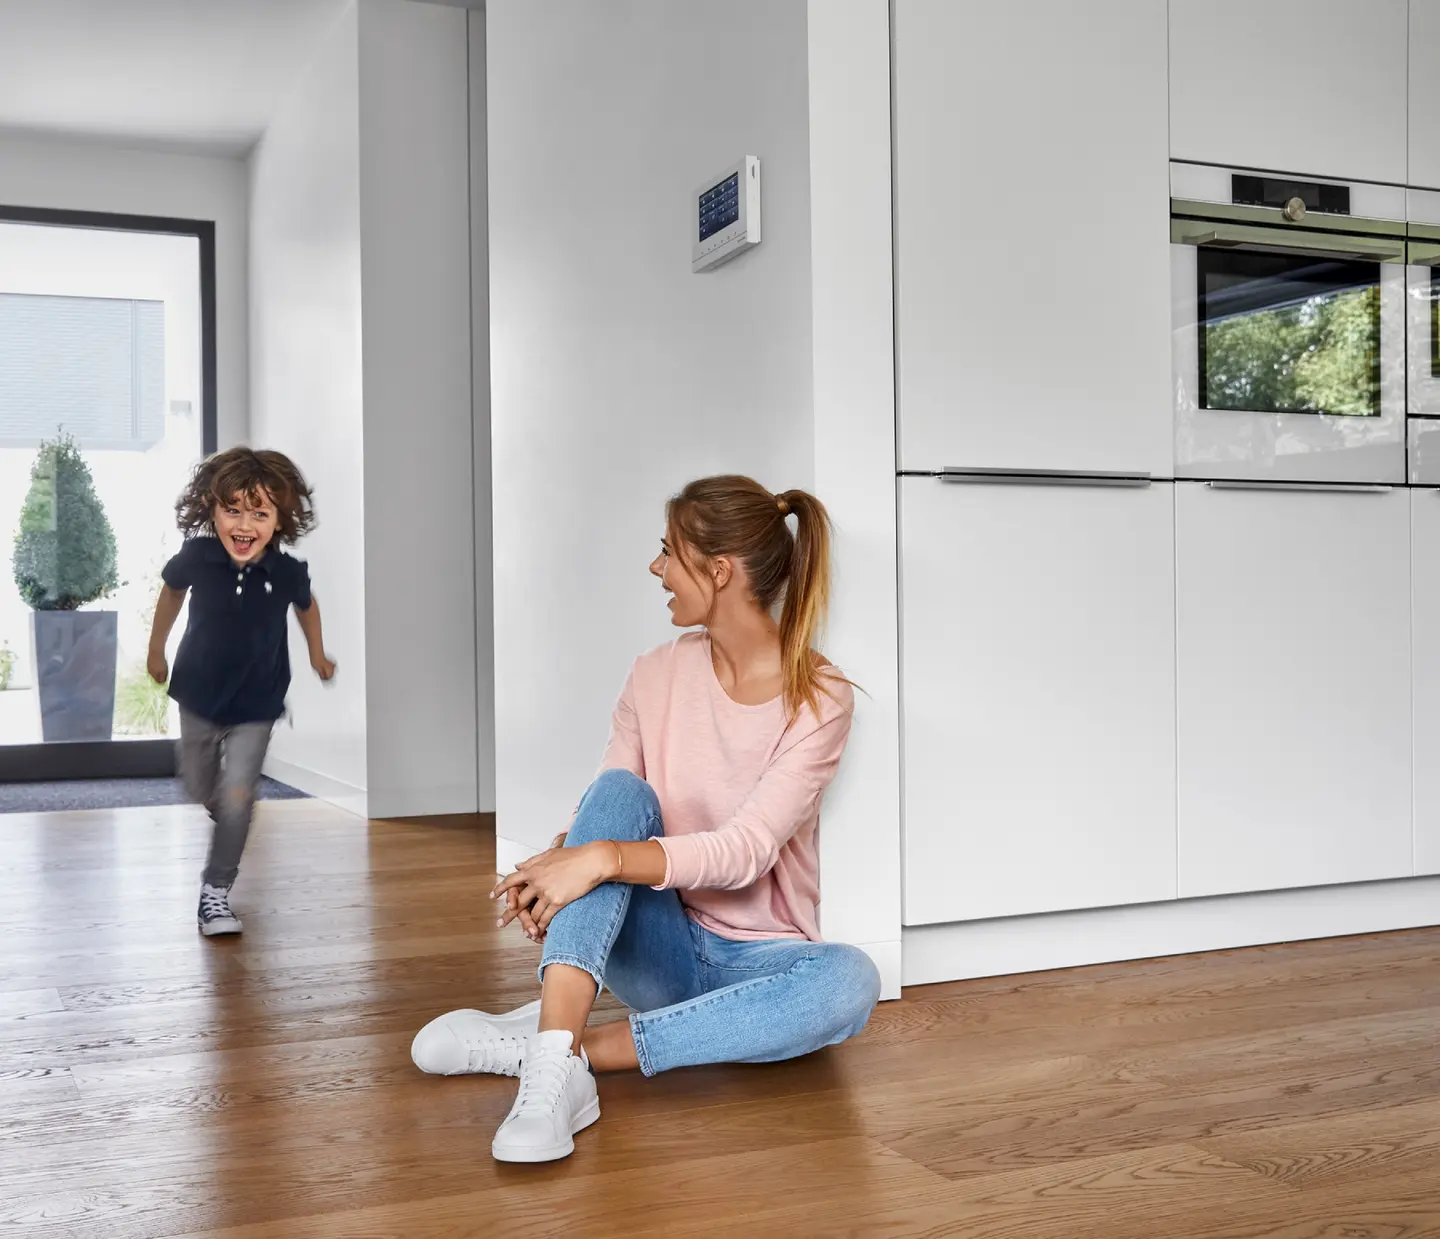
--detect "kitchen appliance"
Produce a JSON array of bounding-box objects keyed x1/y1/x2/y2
[
  {"x1": 1170, "y1": 163, "x2": 1407, "y2": 484},
  {"x1": 1407, "y1": 190, "x2": 1440, "y2": 438}
]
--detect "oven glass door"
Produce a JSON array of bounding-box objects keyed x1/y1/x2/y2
[
  {"x1": 1406, "y1": 236, "x2": 1440, "y2": 420},
  {"x1": 1173, "y1": 231, "x2": 1405, "y2": 484},
  {"x1": 1197, "y1": 248, "x2": 1380, "y2": 418}
]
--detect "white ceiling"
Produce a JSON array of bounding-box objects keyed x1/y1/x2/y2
[{"x1": 0, "y1": 0, "x2": 354, "y2": 157}]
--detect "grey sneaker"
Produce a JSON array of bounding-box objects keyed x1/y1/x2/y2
[{"x1": 197, "y1": 883, "x2": 243, "y2": 936}]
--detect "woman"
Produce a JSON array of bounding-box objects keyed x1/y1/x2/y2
[{"x1": 411, "y1": 475, "x2": 882, "y2": 1164}]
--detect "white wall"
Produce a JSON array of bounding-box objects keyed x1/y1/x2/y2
[
  {"x1": 356, "y1": 0, "x2": 477, "y2": 818},
  {"x1": 468, "y1": 10, "x2": 496, "y2": 815},
  {"x1": 249, "y1": 2, "x2": 369, "y2": 815},
  {"x1": 0, "y1": 132, "x2": 248, "y2": 450},
  {"x1": 249, "y1": 0, "x2": 481, "y2": 819},
  {"x1": 487, "y1": 0, "x2": 816, "y2": 854},
  {"x1": 806, "y1": 0, "x2": 902, "y2": 992}
]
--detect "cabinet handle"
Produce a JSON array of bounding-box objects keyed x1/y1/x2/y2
[
  {"x1": 1204, "y1": 480, "x2": 1392, "y2": 493},
  {"x1": 939, "y1": 468, "x2": 1151, "y2": 488}
]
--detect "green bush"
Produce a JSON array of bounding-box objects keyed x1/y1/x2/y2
[
  {"x1": 12, "y1": 434, "x2": 118, "y2": 611},
  {"x1": 114, "y1": 664, "x2": 170, "y2": 736},
  {"x1": 0, "y1": 640, "x2": 14, "y2": 691}
]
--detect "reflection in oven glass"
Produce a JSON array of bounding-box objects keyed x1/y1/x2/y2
[
  {"x1": 1198, "y1": 248, "x2": 1381, "y2": 418},
  {"x1": 1432, "y1": 266, "x2": 1439, "y2": 379}
]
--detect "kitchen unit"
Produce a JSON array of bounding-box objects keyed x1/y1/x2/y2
[
  {"x1": 1169, "y1": 164, "x2": 1407, "y2": 484},
  {"x1": 1411, "y1": 0, "x2": 1440, "y2": 189},
  {"x1": 1169, "y1": 0, "x2": 1408, "y2": 185},
  {"x1": 894, "y1": 0, "x2": 1440, "y2": 979},
  {"x1": 892, "y1": 0, "x2": 1170, "y2": 478},
  {"x1": 893, "y1": 0, "x2": 1175, "y2": 928},
  {"x1": 900, "y1": 478, "x2": 1176, "y2": 925},
  {"x1": 1175, "y1": 481, "x2": 1412, "y2": 898},
  {"x1": 1414, "y1": 482, "x2": 1440, "y2": 874}
]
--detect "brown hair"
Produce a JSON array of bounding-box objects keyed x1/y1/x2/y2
[
  {"x1": 666, "y1": 475, "x2": 843, "y2": 720},
  {"x1": 175, "y1": 447, "x2": 316, "y2": 545}
]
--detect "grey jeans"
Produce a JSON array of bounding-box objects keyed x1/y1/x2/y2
[{"x1": 178, "y1": 706, "x2": 274, "y2": 888}]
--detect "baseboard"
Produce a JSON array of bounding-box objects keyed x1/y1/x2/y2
[
  {"x1": 901, "y1": 875, "x2": 1440, "y2": 988},
  {"x1": 494, "y1": 833, "x2": 540, "y2": 876},
  {"x1": 262, "y1": 755, "x2": 367, "y2": 820},
  {"x1": 852, "y1": 938, "x2": 902, "y2": 1001},
  {"x1": 367, "y1": 784, "x2": 480, "y2": 821}
]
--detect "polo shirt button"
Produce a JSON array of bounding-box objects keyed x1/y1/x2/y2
[{"x1": 235, "y1": 586, "x2": 243, "y2": 595}]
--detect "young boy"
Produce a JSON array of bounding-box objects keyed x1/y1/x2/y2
[{"x1": 147, "y1": 447, "x2": 335, "y2": 936}]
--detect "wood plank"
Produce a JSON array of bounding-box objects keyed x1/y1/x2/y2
[{"x1": 3, "y1": 801, "x2": 1439, "y2": 1236}]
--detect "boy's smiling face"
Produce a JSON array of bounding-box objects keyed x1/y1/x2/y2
[{"x1": 213, "y1": 490, "x2": 277, "y2": 565}]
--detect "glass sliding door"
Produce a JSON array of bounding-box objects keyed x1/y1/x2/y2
[{"x1": 0, "y1": 209, "x2": 214, "y2": 778}]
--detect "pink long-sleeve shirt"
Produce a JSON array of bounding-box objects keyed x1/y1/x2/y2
[{"x1": 596, "y1": 632, "x2": 854, "y2": 943}]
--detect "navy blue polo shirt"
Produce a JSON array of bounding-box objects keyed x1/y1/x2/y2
[{"x1": 162, "y1": 535, "x2": 312, "y2": 726}]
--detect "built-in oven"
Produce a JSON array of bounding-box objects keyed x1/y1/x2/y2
[
  {"x1": 1171, "y1": 164, "x2": 1407, "y2": 484},
  {"x1": 1407, "y1": 192, "x2": 1440, "y2": 449}
]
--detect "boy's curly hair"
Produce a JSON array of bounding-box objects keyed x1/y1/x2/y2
[{"x1": 176, "y1": 447, "x2": 316, "y2": 545}]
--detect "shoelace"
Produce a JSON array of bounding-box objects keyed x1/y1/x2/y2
[
  {"x1": 199, "y1": 889, "x2": 232, "y2": 920},
  {"x1": 511, "y1": 1050, "x2": 571, "y2": 1116},
  {"x1": 467, "y1": 1034, "x2": 525, "y2": 1075}
]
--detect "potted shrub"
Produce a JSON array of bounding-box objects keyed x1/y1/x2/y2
[{"x1": 12, "y1": 433, "x2": 120, "y2": 741}]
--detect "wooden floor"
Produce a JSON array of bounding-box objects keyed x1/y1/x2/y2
[{"x1": 3, "y1": 801, "x2": 1440, "y2": 1238}]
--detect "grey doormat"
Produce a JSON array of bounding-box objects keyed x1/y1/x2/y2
[{"x1": 0, "y1": 776, "x2": 308, "y2": 813}]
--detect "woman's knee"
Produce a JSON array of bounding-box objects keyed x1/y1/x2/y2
[
  {"x1": 567, "y1": 769, "x2": 661, "y2": 845},
  {"x1": 818, "y1": 945, "x2": 882, "y2": 1039}
]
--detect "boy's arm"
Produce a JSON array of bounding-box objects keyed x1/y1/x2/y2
[
  {"x1": 147, "y1": 585, "x2": 186, "y2": 683},
  {"x1": 295, "y1": 595, "x2": 336, "y2": 681}
]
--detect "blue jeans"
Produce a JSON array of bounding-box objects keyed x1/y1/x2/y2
[{"x1": 539, "y1": 769, "x2": 882, "y2": 1076}]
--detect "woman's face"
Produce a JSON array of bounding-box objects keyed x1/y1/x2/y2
[{"x1": 649, "y1": 536, "x2": 714, "y2": 628}]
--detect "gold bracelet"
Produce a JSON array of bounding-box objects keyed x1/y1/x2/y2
[{"x1": 613, "y1": 841, "x2": 624, "y2": 880}]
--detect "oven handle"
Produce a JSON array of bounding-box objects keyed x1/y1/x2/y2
[
  {"x1": 1171, "y1": 218, "x2": 1405, "y2": 264},
  {"x1": 1205, "y1": 480, "x2": 1392, "y2": 494}
]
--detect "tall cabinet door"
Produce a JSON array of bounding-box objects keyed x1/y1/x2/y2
[
  {"x1": 1414, "y1": 489, "x2": 1440, "y2": 873},
  {"x1": 1175, "y1": 483, "x2": 1412, "y2": 899},
  {"x1": 900, "y1": 479, "x2": 1177, "y2": 925},
  {"x1": 1169, "y1": 0, "x2": 1408, "y2": 184},
  {"x1": 1412, "y1": 1, "x2": 1440, "y2": 189},
  {"x1": 892, "y1": 0, "x2": 1171, "y2": 476}
]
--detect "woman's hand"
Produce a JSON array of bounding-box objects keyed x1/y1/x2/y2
[
  {"x1": 491, "y1": 842, "x2": 617, "y2": 934},
  {"x1": 311, "y1": 653, "x2": 337, "y2": 681}
]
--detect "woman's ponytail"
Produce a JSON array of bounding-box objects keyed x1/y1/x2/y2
[{"x1": 776, "y1": 488, "x2": 833, "y2": 720}]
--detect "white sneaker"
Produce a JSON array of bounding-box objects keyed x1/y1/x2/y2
[
  {"x1": 197, "y1": 883, "x2": 242, "y2": 936},
  {"x1": 410, "y1": 1000, "x2": 542, "y2": 1077},
  {"x1": 491, "y1": 1029, "x2": 600, "y2": 1163}
]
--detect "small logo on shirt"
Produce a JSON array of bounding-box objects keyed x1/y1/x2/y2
[{"x1": 264, "y1": 581, "x2": 272, "y2": 595}]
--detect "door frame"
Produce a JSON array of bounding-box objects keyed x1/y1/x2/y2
[{"x1": 0, "y1": 204, "x2": 218, "y2": 782}]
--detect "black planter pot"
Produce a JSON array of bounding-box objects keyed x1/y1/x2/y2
[{"x1": 29, "y1": 610, "x2": 119, "y2": 742}]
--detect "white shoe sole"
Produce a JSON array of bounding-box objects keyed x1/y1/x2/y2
[
  {"x1": 199, "y1": 918, "x2": 242, "y2": 937},
  {"x1": 491, "y1": 1095, "x2": 601, "y2": 1164}
]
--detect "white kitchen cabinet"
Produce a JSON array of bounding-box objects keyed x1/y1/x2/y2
[
  {"x1": 892, "y1": 0, "x2": 1171, "y2": 477},
  {"x1": 1413, "y1": 489, "x2": 1440, "y2": 873},
  {"x1": 900, "y1": 479, "x2": 1177, "y2": 925},
  {"x1": 1411, "y1": 1, "x2": 1440, "y2": 188},
  {"x1": 1169, "y1": 0, "x2": 1408, "y2": 184},
  {"x1": 1175, "y1": 482, "x2": 1412, "y2": 899}
]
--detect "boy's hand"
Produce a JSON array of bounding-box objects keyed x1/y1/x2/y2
[
  {"x1": 311, "y1": 654, "x2": 337, "y2": 681},
  {"x1": 147, "y1": 651, "x2": 168, "y2": 685}
]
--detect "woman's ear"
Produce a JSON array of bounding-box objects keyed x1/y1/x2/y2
[{"x1": 711, "y1": 556, "x2": 734, "y2": 590}]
